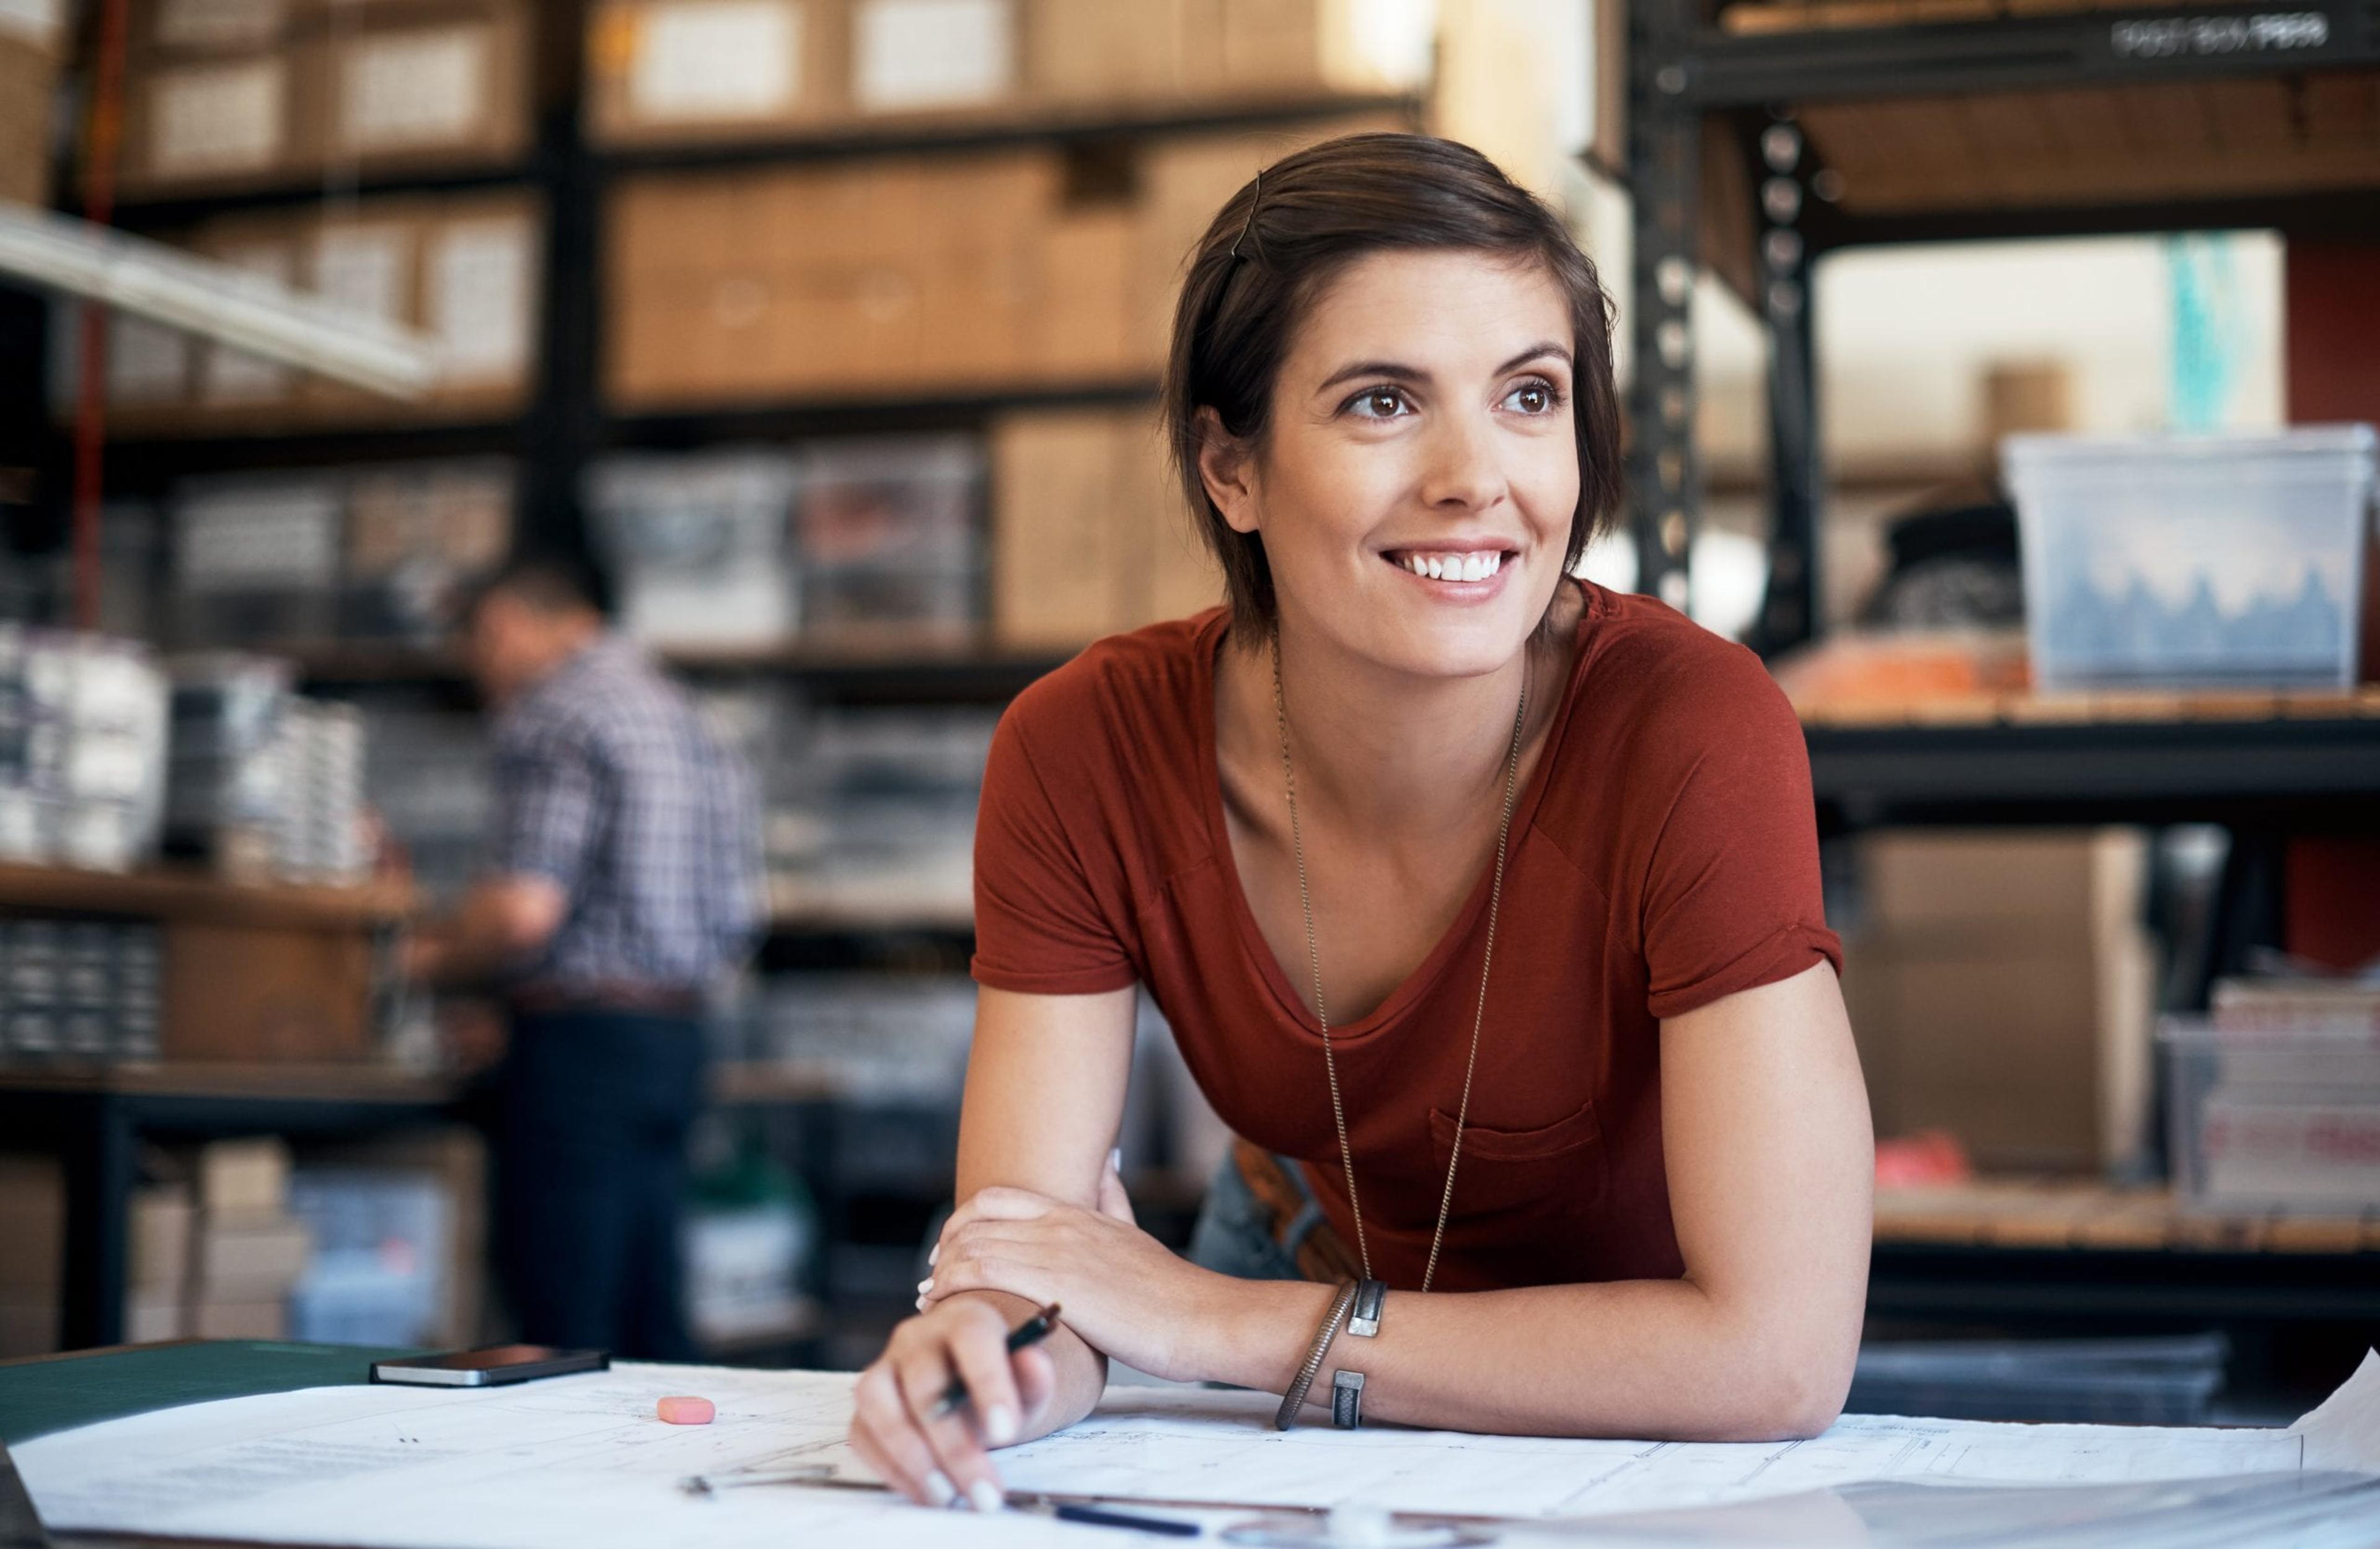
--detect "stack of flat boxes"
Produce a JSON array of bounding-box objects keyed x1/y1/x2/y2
[
  {"x1": 586, "y1": 0, "x2": 1434, "y2": 144},
  {"x1": 116, "y1": 0, "x2": 531, "y2": 198},
  {"x1": 167, "y1": 656, "x2": 370, "y2": 885},
  {"x1": 0, "y1": 0, "x2": 62, "y2": 208},
  {"x1": 0, "y1": 630, "x2": 173, "y2": 875},
  {"x1": 0, "y1": 919, "x2": 164, "y2": 1064},
  {"x1": 161, "y1": 1137, "x2": 314, "y2": 1341}
]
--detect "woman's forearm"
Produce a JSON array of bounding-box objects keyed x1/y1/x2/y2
[{"x1": 1190, "y1": 1273, "x2": 1856, "y2": 1441}]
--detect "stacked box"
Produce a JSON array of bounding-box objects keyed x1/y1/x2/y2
[
  {"x1": 586, "y1": 449, "x2": 801, "y2": 649},
  {"x1": 182, "y1": 1136, "x2": 312, "y2": 1338},
  {"x1": 793, "y1": 436, "x2": 982, "y2": 647},
  {"x1": 56, "y1": 192, "x2": 544, "y2": 435},
  {"x1": 0, "y1": 1158, "x2": 194, "y2": 1356},
  {"x1": 0, "y1": 629, "x2": 172, "y2": 873},
  {"x1": 604, "y1": 113, "x2": 1399, "y2": 409},
  {"x1": 752, "y1": 972, "x2": 975, "y2": 1101},
  {"x1": 170, "y1": 476, "x2": 344, "y2": 647},
  {"x1": 166, "y1": 656, "x2": 369, "y2": 884},
  {"x1": 0, "y1": 1, "x2": 63, "y2": 208},
  {"x1": 118, "y1": 0, "x2": 530, "y2": 195},
  {"x1": 584, "y1": 0, "x2": 1434, "y2": 146},
  {"x1": 989, "y1": 404, "x2": 1219, "y2": 648},
  {"x1": 769, "y1": 705, "x2": 994, "y2": 921}
]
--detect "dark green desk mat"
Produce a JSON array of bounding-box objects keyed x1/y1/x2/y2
[{"x1": 0, "y1": 1342, "x2": 423, "y2": 1447}]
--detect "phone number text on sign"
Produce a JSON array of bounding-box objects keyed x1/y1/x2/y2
[{"x1": 2111, "y1": 11, "x2": 2331, "y2": 58}]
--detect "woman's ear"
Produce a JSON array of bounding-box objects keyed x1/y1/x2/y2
[{"x1": 1194, "y1": 406, "x2": 1261, "y2": 536}]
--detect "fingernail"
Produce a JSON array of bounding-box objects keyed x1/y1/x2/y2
[
  {"x1": 1108, "y1": 1147, "x2": 1122, "y2": 1173},
  {"x1": 928, "y1": 1243, "x2": 940, "y2": 1266},
  {"x1": 984, "y1": 1405, "x2": 1017, "y2": 1446},
  {"x1": 914, "y1": 1296, "x2": 927, "y2": 1312},
  {"x1": 923, "y1": 1472, "x2": 955, "y2": 1507},
  {"x1": 969, "y1": 1479, "x2": 1005, "y2": 1513},
  {"x1": 917, "y1": 1278, "x2": 933, "y2": 1294}
]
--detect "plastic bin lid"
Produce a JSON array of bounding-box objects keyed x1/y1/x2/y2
[{"x1": 2003, "y1": 423, "x2": 2378, "y2": 470}]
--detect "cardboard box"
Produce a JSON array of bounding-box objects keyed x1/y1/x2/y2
[
  {"x1": 1025, "y1": 0, "x2": 1197, "y2": 105},
  {"x1": 0, "y1": 1299, "x2": 58, "y2": 1360},
  {"x1": 121, "y1": 48, "x2": 309, "y2": 192},
  {"x1": 607, "y1": 148, "x2": 1057, "y2": 406},
  {"x1": 418, "y1": 192, "x2": 541, "y2": 407},
  {"x1": 197, "y1": 1136, "x2": 294, "y2": 1216},
  {"x1": 1205, "y1": 0, "x2": 1437, "y2": 97},
  {"x1": 989, "y1": 405, "x2": 1217, "y2": 648},
  {"x1": 193, "y1": 1297, "x2": 289, "y2": 1338},
  {"x1": 125, "y1": 1286, "x2": 187, "y2": 1343},
  {"x1": 315, "y1": 2, "x2": 530, "y2": 170},
  {"x1": 130, "y1": 1183, "x2": 197, "y2": 1292},
  {"x1": 0, "y1": 1155, "x2": 64, "y2": 1296},
  {"x1": 192, "y1": 225, "x2": 304, "y2": 415},
  {"x1": 848, "y1": 0, "x2": 1017, "y2": 115},
  {"x1": 0, "y1": 25, "x2": 58, "y2": 208},
  {"x1": 302, "y1": 198, "x2": 429, "y2": 418},
  {"x1": 193, "y1": 1214, "x2": 313, "y2": 1295},
  {"x1": 586, "y1": 0, "x2": 848, "y2": 144},
  {"x1": 139, "y1": 0, "x2": 298, "y2": 54},
  {"x1": 1840, "y1": 829, "x2": 2158, "y2": 1174}
]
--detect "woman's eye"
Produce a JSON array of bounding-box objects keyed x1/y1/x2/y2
[
  {"x1": 1505, "y1": 381, "x2": 1562, "y2": 414},
  {"x1": 1348, "y1": 387, "x2": 1410, "y2": 419}
]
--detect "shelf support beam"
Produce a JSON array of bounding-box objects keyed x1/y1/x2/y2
[{"x1": 1626, "y1": 0, "x2": 1703, "y2": 615}]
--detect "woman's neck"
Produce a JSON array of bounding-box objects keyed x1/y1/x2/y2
[{"x1": 1220, "y1": 590, "x2": 1578, "y2": 836}]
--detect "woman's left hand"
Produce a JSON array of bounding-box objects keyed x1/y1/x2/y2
[{"x1": 920, "y1": 1163, "x2": 1227, "y2": 1383}]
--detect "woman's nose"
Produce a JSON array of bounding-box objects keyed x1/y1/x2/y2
[{"x1": 1417, "y1": 412, "x2": 1507, "y2": 513}]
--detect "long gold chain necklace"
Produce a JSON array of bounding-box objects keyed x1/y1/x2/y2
[{"x1": 1268, "y1": 631, "x2": 1528, "y2": 1292}]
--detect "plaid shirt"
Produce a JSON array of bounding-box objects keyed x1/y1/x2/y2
[{"x1": 490, "y1": 634, "x2": 763, "y2": 993}]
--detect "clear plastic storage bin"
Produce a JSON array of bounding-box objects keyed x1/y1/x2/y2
[
  {"x1": 2162, "y1": 1015, "x2": 2380, "y2": 1215},
  {"x1": 2004, "y1": 426, "x2": 2377, "y2": 689}
]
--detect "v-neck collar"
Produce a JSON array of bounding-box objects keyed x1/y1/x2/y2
[{"x1": 1192, "y1": 584, "x2": 1603, "y2": 1049}]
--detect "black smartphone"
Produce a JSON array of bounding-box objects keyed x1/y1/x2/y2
[{"x1": 369, "y1": 1344, "x2": 609, "y2": 1388}]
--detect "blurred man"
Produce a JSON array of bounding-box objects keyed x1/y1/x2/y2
[{"x1": 405, "y1": 554, "x2": 762, "y2": 1359}]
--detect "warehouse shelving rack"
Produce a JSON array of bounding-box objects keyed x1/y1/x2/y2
[{"x1": 1621, "y1": 0, "x2": 2380, "y2": 1381}]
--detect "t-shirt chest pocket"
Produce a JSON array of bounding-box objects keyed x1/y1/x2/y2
[{"x1": 1429, "y1": 1100, "x2": 1608, "y2": 1222}]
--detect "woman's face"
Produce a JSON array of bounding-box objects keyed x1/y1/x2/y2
[{"x1": 1214, "y1": 247, "x2": 1580, "y2": 682}]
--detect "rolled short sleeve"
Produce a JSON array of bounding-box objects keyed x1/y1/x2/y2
[
  {"x1": 493, "y1": 721, "x2": 604, "y2": 893},
  {"x1": 1639, "y1": 653, "x2": 1842, "y2": 1022},
  {"x1": 969, "y1": 709, "x2": 1139, "y2": 997}
]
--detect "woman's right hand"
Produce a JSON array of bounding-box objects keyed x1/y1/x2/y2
[{"x1": 845, "y1": 1293, "x2": 1058, "y2": 1510}]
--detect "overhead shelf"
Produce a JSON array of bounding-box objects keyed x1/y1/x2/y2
[
  {"x1": 1691, "y1": 0, "x2": 2380, "y2": 242},
  {"x1": 0, "y1": 862, "x2": 413, "y2": 930}
]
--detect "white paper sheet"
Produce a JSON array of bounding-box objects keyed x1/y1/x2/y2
[{"x1": 15, "y1": 1353, "x2": 2376, "y2": 1548}]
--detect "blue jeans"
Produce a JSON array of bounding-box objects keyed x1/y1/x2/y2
[{"x1": 1184, "y1": 1150, "x2": 1323, "y2": 1283}]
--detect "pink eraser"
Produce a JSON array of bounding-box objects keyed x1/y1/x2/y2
[{"x1": 656, "y1": 1396, "x2": 715, "y2": 1425}]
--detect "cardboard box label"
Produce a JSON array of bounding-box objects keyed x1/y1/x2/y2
[
  {"x1": 313, "y1": 226, "x2": 412, "y2": 326},
  {"x1": 853, "y1": 0, "x2": 1010, "y2": 110},
  {"x1": 342, "y1": 28, "x2": 487, "y2": 151},
  {"x1": 199, "y1": 244, "x2": 297, "y2": 405},
  {"x1": 633, "y1": 0, "x2": 803, "y2": 120},
  {"x1": 152, "y1": 58, "x2": 284, "y2": 174},
  {"x1": 107, "y1": 314, "x2": 195, "y2": 405},
  {"x1": 0, "y1": 0, "x2": 62, "y2": 49},
  {"x1": 428, "y1": 218, "x2": 533, "y2": 385},
  {"x1": 152, "y1": 0, "x2": 287, "y2": 52}
]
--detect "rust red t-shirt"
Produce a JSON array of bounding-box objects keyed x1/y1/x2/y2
[{"x1": 970, "y1": 583, "x2": 1842, "y2": 1292}]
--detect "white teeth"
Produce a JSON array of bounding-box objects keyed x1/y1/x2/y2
[{"x1": 1399, "y1": 551, "x2": 1505, "y2": 580}]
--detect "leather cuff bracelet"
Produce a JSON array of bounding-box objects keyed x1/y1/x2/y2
[
  {"x1": 1346, "y1": 1279, "x2": 1386, "y2": 1339},
  {"x1": 1275, "y1": 1282, "x2": 1358, "y2": 1431}
]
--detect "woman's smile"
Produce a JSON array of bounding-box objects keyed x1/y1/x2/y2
[{"x1": 1383, "y1": 544, "x2": 1518, "y2": 596}]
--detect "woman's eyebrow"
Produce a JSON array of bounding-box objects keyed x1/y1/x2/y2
[
  {"x1": 1315, "y1": 359, "x2": 1424, "y2": 394},
  {"x1": 1314, "y1": 342, "x2": 1574, "y2": 397},
  {"x1": 1499, "y1": 342, "x2": 1572, "y2": 374}
]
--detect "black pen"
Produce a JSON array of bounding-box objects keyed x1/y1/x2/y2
[
  {"x1": 1047, "y1": 1501, "x2": 1201, "y2": 1537},
  {"x1": 930, "y1": 1302, "x2": 1062, "y2": 1418}
]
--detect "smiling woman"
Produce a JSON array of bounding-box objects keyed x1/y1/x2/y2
[{"x1": 844, "y1": 133, "x2": 1874, "y2": 1513}]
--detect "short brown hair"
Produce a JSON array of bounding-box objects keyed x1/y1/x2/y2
[{"x1": 1161, "y1": 133, "x2": 1624, "y2": 637}]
